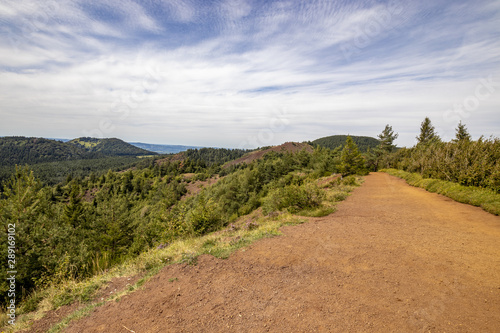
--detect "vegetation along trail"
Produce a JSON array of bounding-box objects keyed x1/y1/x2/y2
[{"x1": 64, "y1": 172, "x2": 500, "y2": 332}]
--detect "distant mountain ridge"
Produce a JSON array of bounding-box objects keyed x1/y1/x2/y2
[
  {"x1": 0, "y1": 136, "x2": 155, "y2": 167},
  {"x1": 46, "y1": 139, "x2": 204, "y2": 154},
  {"x1": 313, "y1": 135, "x2": 380, "y2": 152},
  {"x1": 128, "y1": 142, "x2": 203, "y2": 154}
]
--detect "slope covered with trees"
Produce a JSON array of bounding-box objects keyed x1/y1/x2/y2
[
  {"x1": 183, "y1": 147, "x2": 248, "y2": 165},
  {"x1": 0, "y1": 156, "x2": 145, "y2": 186},
  {"x1": 68, "y1": 137, "x2": 156, "y2": 156},
  {"x1": 0, "y1": 137, "x2": 92, "y2": 166},
  {"x1": 0, "y1": 137, "x2": 158, "y2": 186},
  {"x1": 0, "y1": 137, "x2": 155, "y2": 167}
]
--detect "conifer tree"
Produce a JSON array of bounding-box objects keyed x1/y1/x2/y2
[
  {"x1": 453, "y1": 121, "x2": 471, "y2": 142},
  {"x1": 378, "y1": 124, "x2": 399, "y2": 152},
  {"x1": 0, "y1": 166, "x2": 52, "y2": 303},
  {"x1": 340, "y1": 136, "x2": 366, "y2": 176},
  {"x1": 63, "y1": 182, "x2": 85, "y2": 228},
  {"x1": 416, "y1": 117, "x2": 440, "y2": 144}
]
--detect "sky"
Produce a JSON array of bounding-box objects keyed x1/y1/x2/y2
[{"x1": 0, "y1": 0, "x2": 499, "y2": 148}]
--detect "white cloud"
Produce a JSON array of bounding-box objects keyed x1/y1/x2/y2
[{"x1": 0, "y1": 0, "x2": 499, "y2": 147}]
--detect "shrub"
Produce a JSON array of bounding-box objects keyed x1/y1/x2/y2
[
  {"x1": 186, "y1": 194, "x2": 224, "y2": 235},
  {"x1": 341, "y1": 175, "x2": 358, "y2": 186},
  {"x1": 262, "y1": 183, "x2": 324, "y2": 214}
]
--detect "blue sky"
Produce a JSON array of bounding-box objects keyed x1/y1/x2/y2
[{"x1": 0, "y1": 0, "x2": 499, "y2": 148}]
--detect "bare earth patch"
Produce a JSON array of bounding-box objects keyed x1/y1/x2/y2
[
  {"x1": 183, "y1": 175, "x2": 221, "y2": 199},
  {"x1": 58, "y1": 172, "x2": 500, "y2": 332},
  {"x1": 225, "y1": 142, "x2": 313, "y2": 167}
]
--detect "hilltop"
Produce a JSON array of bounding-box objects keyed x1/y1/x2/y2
[
  {"x1": 69, "y1": 137, "x2": 156, "y2": 156},
  {"x1": 0, "y1": 137, "x2": 91, "y2": 166},
  {"x1": 154, "y1": 142, "x2": 319, "y2": 169},
  {"x1": 313, "y1": 135, "x2": 379, "y2": 152}
]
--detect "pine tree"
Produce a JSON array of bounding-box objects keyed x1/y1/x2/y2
[
  {"x1": 378, "y1": 124, "x2": 399, "y2": 152},
  {"x1": 0, "y1": 166, "x2": 52, "y2": 304},
  {"x1": 340, "y1": 136, "x2": 367, "y2": 176},
  {"x1": 453, "y1": 121, "x2": 471, "y2": 142},
  {"x1": 63, "y1": 182, "x2": 85, "y2": 228},
  {"x1": 416, "y1": 117, "x2": 440, "y2": 145}
]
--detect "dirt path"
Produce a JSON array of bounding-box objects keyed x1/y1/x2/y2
[{"x1": 64, "y1": 172, "x2": 500, "y2": 332}]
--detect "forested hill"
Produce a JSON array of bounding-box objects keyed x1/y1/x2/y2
[
  {"x1": 313, "y1": 135, "x2": 379, "y2": 152},
  {"x1": 0, "y1": 137, "x2": 94, "y2": 166},
  {"x1": 0, "y1": 136, "x2": 155, "y2": 167},
  {"x1": 69, "y1": 137, "x2": 156, "y2": 156}
]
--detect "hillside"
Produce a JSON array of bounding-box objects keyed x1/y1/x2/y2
[
  {"x1": 0, "y1": 136, "x2": 92, "y2": 166},
  {"x1": 69, "y1": 137, "x2": 156, "y2": 156},
  {"x1": 313, "y1": 135, "x2": 379, "y2": 152},
  {"x1": 225, "y1": 142, "x2": 313, "y2": 167},
  {"x1": 155, "y1": 147, "x2": 248, "y2": 166},
  {"x1": 0, "y1": 137, "x2": 156, "y2": 186}
]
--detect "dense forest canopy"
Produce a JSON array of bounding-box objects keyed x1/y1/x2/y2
[{"x1": 183, "y1": 148, "x2": 249, "y2": 165}]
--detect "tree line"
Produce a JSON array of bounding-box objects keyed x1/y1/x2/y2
[{"x1": 369, "y1": 118, "x2": 499, "y2": 193}]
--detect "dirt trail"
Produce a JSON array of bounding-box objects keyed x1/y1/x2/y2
[{"x1": 63, "y1": 172, "x2": 500, "y2": 332}]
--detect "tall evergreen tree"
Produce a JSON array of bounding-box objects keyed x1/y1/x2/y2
[
  {"x1": 63, "y1": 182, "x2": 85, "y2": 228},
  {"x1": 340, "y1": 136, "x2": 366, "y2": 176},
  {"x1": 453, "y1": 121, "x2": 471, "y2": 142},
  {"x1": 416, "y1": 117, "x2": 440, "y2": 145},
  {"x1": 0, "y1": 167, "x2": 53, "y2": 303},
  {"x1": 378, "y1": 124, "x2": 399, "y2": 152}
]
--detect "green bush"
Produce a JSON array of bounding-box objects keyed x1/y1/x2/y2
[
  {"x1": 262, "y1": 183, "x2": 324, "y2": 214},
  {"x1": 341, "y1": 175, "x2": 358, "y2": 186},
  {"x1": 186, "y1": 194, "x2": 224, "y2": 235}
]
